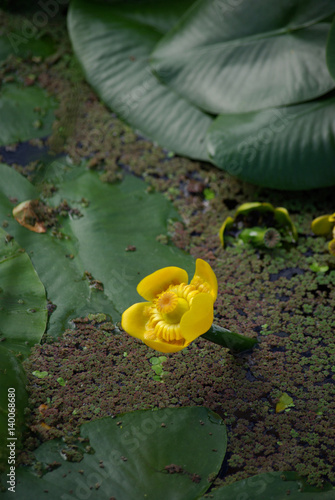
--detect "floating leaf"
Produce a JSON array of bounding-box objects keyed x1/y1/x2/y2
[
  {"x1": 68, "y1": 0, "x2": 213, "y2": 161},
  {"x1": 276, "y1": 392, "x2": 295, "y2": 413},
  {"x1": 326, "y1": 15, "x2": 335, "y2": 81},
  {"x1": 32, "y1": 371, "x2": 48, "y2": 379},
  {"x1": 0, "y1": 228, "x2": 47, "y2": 468},
  {"x1": 0, "y1": 33, "x2": 55, "y2": 62},
  {"x1": 1, "y1": 407, "x2": 227, "y2": 500},
  {"x1": 0, "y1": 160, "x2": 195, "y2": 336},
  {"x1": 0, "y1": 84, "x2": 57, "y2": 146},
  {"x1": 152, "y1": 0, "x2": 335, "y2": 114},
  {"x1": 152, "y1": 364, "x2": 163, "y2": 375},
  {"x1": 202, "y1": 471, "x2": 334, "y2": 499},
  {"x1": 207, "y1": 97, "x2": 335, "y2": 190},
  {"x1": 310, "y1": 262, "x2": 329, "y2": 273}
]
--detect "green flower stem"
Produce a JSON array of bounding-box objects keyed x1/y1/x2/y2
[{"x1": 202, "y1": 324, "x2": 257, "y2": 354}]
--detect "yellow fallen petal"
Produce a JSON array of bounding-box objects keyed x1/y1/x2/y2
[
  {"x1": 137, "y1": 266, "x2": 188, "y2": 301},
  {"x1": 218, "y1": 216, "x2": 234, "y2": 247},
  {"x1": 142, "y1": 336, "x2": 188, "y2": 353},
  {"x1": 311, "y1": 215, "x2": 333, "y2": 236},
  {"x1": 191, "y1": 259, "x2": 218, "y2": 301},
  {"x1": 121, "y1": 302, "x2": 150, "y2": 340},
  {"x1": 180, "y1": 293, "x2": 214, "y2": 342}
]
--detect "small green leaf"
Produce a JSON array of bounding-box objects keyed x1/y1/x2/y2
[
  {"x1": 57, "y1": 377, "x2": 66, "y2": 387},
  {"x1": 310, "y1": 262, "x2": 329, "y2": 273},
  {"x1": 158, "y1": 356, "x2": 167, "y2": 363},
  {"x1": 32, "y1": 371, "x2": 48, "y2": 379},
  {"x1": 276, "y1": 392, "x2": 295, "y2": 413},
  {"x1": 152, "y1": 365, "x2": 163, "y2": 375},
  {"x1": 149, "y1": 357, "x2": 160, "y2": 365},
  {"x1": 203, "y1": 188, "x2": 215, "y2": 200}
]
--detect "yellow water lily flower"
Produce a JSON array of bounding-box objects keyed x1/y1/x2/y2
[
  {"x1": 121, "y1": 259, "x2": 217, "y2": 353},
  {"x1": 311, "y1": 213, "x2": 335, "y2": 236},
  {"x1": 219, "y1": 201, "x2": 297, "y2": 248}
]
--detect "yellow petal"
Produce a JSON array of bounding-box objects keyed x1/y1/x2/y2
[
  {"x1": 191, "y1": 259, "x2": 218, "y2": 301},
  {"x1": 180, "y1": 293, "x2": 214, "y2": 342},
  {"x1": 121, "y1": 302, "x2": 150, "y2": 340},
  {"x1": 235, "y1": 202, "x2": 274, "y2": 216},
  {"x1": 142, "y1": 337, "x2": 188, "y2": 353},
  {"x1": 311, "y1": 215, "x2": 333, "y2": 236},
  {"x1": 328, "y1": 239, "x2": 335, "y2": 256},
  {"x1": 137, "y1": 266, "x2": 188, "y2": 301},
  {"x1": 274, "y1": 207, "x2": 298, "y2": 241},
  {"x1": 218, "y1": 216, "x2": 234, "y2": 247}
]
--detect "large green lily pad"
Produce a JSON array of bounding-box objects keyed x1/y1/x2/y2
[
  {"x1": 67, "y1": 0, "x2": 213, "y2": 160},
  {"x1": 0, "y1": 34, "x2": 55, "y2": 63},
  {"x1": 326, "y1": 16, "x2": 335, "y2": 81},
  {"x1": 0, "y1": 228, "x2": 47, "y2": 468},
  {"x1": 0, "y1": 160, "x2": 195, "y2": 336},
  {"x1": 151, "y1": 0, "x2": 335, "y2": 113},
  {"x1": 207, "y1": 96, "x2": 335, "y2": 190},
  {"x1": 204, "y1": 471, "x2": 335, "y2": 499},
  {"x1": 1, "y1": 407, "x2": 227, "y2": 499}
]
